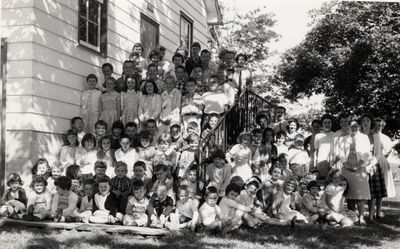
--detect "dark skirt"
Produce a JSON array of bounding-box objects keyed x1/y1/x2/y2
[{"x1": 369, "y1": 163, "x2": 388, "y2": 199}]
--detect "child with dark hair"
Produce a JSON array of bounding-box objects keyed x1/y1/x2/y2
[
  {"x1": 150, "y1": 164, "x2": 175, "y2": 201},
  {"x1": 51, "y1": 176, "x2": 79, "y2": 222},
  {"x1": 23, "y1": 176, "x2": 52, "y2": 221},
  {"x1": 250, "y1": 128, "x2": 270, "y2": 178},
  {"x1": 299, "y1": 180, "x2": 324, "y2": 222},
  {"x1": 132, "y1": 161, "x2": 153, "y2": 196},
  {"x1": 99, "y1": 77, "x2": 121, "y2": 131},
  {"x1": 147, "y1": 184, "x2": 174, "y2": 228},
  {"x1": 137, "y1": 130, "x2": 156, "y2": 178},
  {"x1": 123, "y1": 180, "x2": 149, "y2": 227},
  {"x1": 115, "y1": 135, "x2": 139, "y2": 178},
  {"x1": 71, "y1": 116, "x2": 86, "y2": 144},
  {"x1": 181, "y1": 78, "x2": 204, "y2": 135},
  {"x1": 170, "y1": 124, "x2": 186, "y2": 154},
  {"x1": 78, "y1": 179, "x2": 95, "y2": 223},
  {"x1": 181, "y1": 166, "x2": 204, "y2": 199},
  {"x1": 110, "y1": 120, "x2": 125, "y2": 150},
  {"x1": 76, "y1": 133, "x2": 98, "y2": 178},
  {"x1": 146, "y1": 119, "x2": 161, "y2": 146},
  {"x1": 205, "y1": 149, "x2": 231, "y2": 198},
  {"x1": 199, "y1": 186, "x2": 223, "y2": 233},
  {"x1": 177, "y1": 133, "x2": 199, "y2": 182},
  {"x1": 275, "y1": 130, "x2": 288, "y2": 156},
  {"x1": 31, "y1": 158, "x2": 51, "y2": 182},
  {"x1": 138, "y1": 79, "x2": 162, "y2": 123},
  {"x1": 81, "y1": 73, "x2": 102, "y2": 134},
  {"x1": 89, "y1": 177, "x2": 122, "y2": 224},
  {"x1": 65, "y1": 164, "x2": 84, "y2": 199},
  {"x1": 110, "y1": 161, "x2": 133, "y2": 213},
  {"x1": 0, "y1": 173, "x2": 27, "y2": 219},
  {"x1": 59, "y1": 129, "x2": 79, "y2": 169},
  {"x1": 93, "y1": 161, "x2": 110, "y2": 182},
  {"x1": 96, "y1": 135, "x2": 116, "y2": 178},
  {"x1": 124, "y1": 122, "x2": 139, "y2": 147}
]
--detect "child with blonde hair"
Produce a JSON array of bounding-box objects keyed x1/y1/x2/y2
[
  {"x1": 23, "y1": 176, "x2": 52, "y2": 221},
  {"x1": 81, "y1": 74, "x2": 102, "y2": 133},
  {"x1": 226, "y1": 132, "x2": 253, "y2": 182},
  {"x1": 121, "y1": 74, "x2": 141, "y2": 125},
  {"x1": 99, "y1": 77, "x2": 121, "y2": 131}
]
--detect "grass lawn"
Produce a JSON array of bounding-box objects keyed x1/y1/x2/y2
[{"x1": 0, "y1": 201, "x2": 399, "y2": 249}]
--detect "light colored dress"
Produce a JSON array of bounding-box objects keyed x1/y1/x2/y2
[
  {"x1": 314, "y1": 131, "x2": 334, "y2": 177},
  {"x1": 226, "y1": 144, "x2": 253, "y2": 182},
  {"x1": 374, "y1": 132, "x2": 396, "y2": 198},
  {"x1": 59, "y1": 145, "x2": 78, "y2": 169},
  {"x1": 81, "y1": 89, "x2": 102, "y2": 133},
  {"x1": 99, "y1": 91, "x2": 120, "y2": 131},
  {"x1": 159, "y1": 88, "x2": 181, "y2": 132},
  {"x1": 121, "y1": 90, "x2": 141, "y2": 125},
  {"x1": 337, "y1": 133, "x2": 371, "y2": 200},
  {"x1": 75, "y1": 148, "x2": 98, "y2": 175},
  {"x1": 138, "y1": 94, "x2": 162, "y2": 122}
]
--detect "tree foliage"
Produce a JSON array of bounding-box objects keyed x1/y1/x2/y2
[{"x1": 274, "y1": 1, "x2": 400, "y2": 136}]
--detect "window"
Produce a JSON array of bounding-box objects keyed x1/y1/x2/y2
[
  {"x1": 78, "y1": 0, "x2": 107, "y2": 56},
  {"x1": 140, "y1": 14, "x2": 159, "y2": 59},
  {"x1": 180, "y1": 12, "x2": 193, "y2": 56}
]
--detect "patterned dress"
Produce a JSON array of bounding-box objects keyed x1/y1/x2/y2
[
  {"x1": 121, "y1": 90, "x2": 141, "y2": 125},
  {"x1": 99, "y1": 91, "x2": 120, "y2": 131}
]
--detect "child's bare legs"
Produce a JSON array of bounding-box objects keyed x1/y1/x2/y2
[
  {"x1": 376, "y1": 198, "x2": 383, "y2": 218},
  {"x1": 368, "y1": 199, "x2": 375, "y2": 220},
  {"x1": 357, "y1": 200, "x2": 366, "y2": 224},
  {"x1": 243, "y1": 213, "x2": 259, "y2": 228},
  {"x1": 340, "y1": 217, "x2": 353, "y2": 227}
]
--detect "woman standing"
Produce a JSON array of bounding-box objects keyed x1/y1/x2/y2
[
  {"x1": 360, "y1": 114, "x2": 388, "y2": 221},
  {"x1": 314, "y1": 114, "x2": 335, "y2": 178},
  {"x1": 337, "y1": 120, "x2": 372, "y2": 224}
]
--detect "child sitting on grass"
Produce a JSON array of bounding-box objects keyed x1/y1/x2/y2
[
  {"x1": 110, "y1": 161, "x2": 133, "y2": 214},
  {"x1": 89, "y1": 177, "x2": 122, "y2": 224},
  {"x1": 78, "y1": 179, "x2": 95, "y2": 223},
  {"x1": 0, "y1": 173, "x2": 27, "y2": 219},
  {"x1": 199, "y1": 186, "x2": 224, "y2": 233},
  {"x1": 47, "y1": 164, "x2": 63, "y2": 194},
  {"x1": 300, "y1": 180, "x2": 324, "y2": 223},
  {"x1": 132, "y1": 161, "x2": 153, "y2": 196},
  {"x1": 166, "y1": 185, "x2": 199, "y2": 231},
  {"x1": 23, "y1": 176, "x2": 52, "y2": 221},
  {"x1": 150, "y1": 164, "x2": 175, "y2": 202},
  {"x1": 147, "y1": 184, "x2": 174, "y2": 228},
  {"x1": 123, "y1": 180, "x2": 149, "y2": 227},
  {"x1": 51, "y1": 176, "x2": 79, "y2": 222}
]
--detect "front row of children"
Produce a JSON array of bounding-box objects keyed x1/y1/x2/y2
[{"x1": 1, "y1": 157, "x2": 355, "y2": 233}]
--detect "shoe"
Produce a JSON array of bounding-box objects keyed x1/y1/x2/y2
[
  {"x1": 32, "y1": 216, "x2": 41, "y2": 222},
  {"x1": 359, "y1": 216, "x2": 366, "y2": 225},
  {"x1": 65, "y1": 216, "x2": 78, "y2": 223},
  {"x1": 23, "y1": 214, "x2": 34, "y2": 221},
  {"x1": 8, "y1": 211, "x2": 19, "y2": 219},
  {"x1": 289, "y1": 216, "x2": 297, "y2": 228},
  {"x1": 123, "y1": 220, "x2": 132, "y2": 226},
  {"x1": 81, "y1": 217, "x2": 89, "y2": 224}
]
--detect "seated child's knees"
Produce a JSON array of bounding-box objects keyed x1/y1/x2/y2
[{"x1": 340, "y1": 217, "x2": 353, "y2": 227}]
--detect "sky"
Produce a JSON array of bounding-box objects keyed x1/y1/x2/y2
[{"x1": 220, "y1": 0, "x2": 328, "y2": 65}]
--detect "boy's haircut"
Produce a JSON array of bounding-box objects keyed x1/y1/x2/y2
[
  {"x1": 154, "y1": 163, "x2": 167, "y2": 172},
  {"x1": 32, "y1": 158, "x2": 49, "y2": 175},
  {"x1": 175, "y1": 65, "x2": 185, "y2": 71},
  {"x1": 211, "y1": 149, "x2": 226, "y2": 161},
  {"x1": 186, "y1": 77, "x2": 197, "y2": 86},
  {"x1": 252, "y1": 128, "x2": 263, "y2": 136},
  {"x1": 218, "y1": 63, "x2": 228, "y2": 71},
  {"x1": 178, "y1": 184, "x2": 189, "y2": 193},
  {"x1": 269, "y1": 163, "x2": 282, "y2": 175},
  {"x1": 133, "y1": 161, "x2": 147, "y2": 171},
  {"x1": 7, "y1": 173, "x2": 24, "y2": 187},
  {"x1": 71, "y1": 116, "x2": 83, "y2": 126},
  {"x1": 142, "y1": 79, "x2": 159, "y2": 94},
  {"x1": 187, "y1": 164, "x2": 197, "y2": 173},
  {"x1": 96, "y1": 176, "x2": 111, "y2": 185},
  {"x1": 123, "y1": 60, "x2": 135, "y2": 67},
  {"x1": 208, "y1": 113, "x2": 219, "y2": 120},
  {"x1": 65, "y1": 165, "x2": 81, "y2": 180},
  {"x1": 170, "y1": 124, "x2": 181, "y2": 130},
  {"x1": 125, "y1": 122, "x2": 137, "y2": 129},
  {"x1": 225, "y1": 183, "x2": 241, "y2": 195},
  {"x1": 111, "y1": 120, "x2": 124, "y2": 130},
  {"x1": 119, "y1": 134, "x2": 130, "y2": 142},
  {"x1": 256, "y1": 113, "x2": 268, "y2": 125},
  {"x1": 32, "y1": 175, "x2": 48, "y2": 186},
  {"x1": 229, "y1": 176, "x2": 244, "y2": 188},
  {"x1": 147, "y1": 63, "x2": 158, "y2": 71},
  {"x1": 193, "y1": 64, "x2": 203, "y2": 71},
  {"x1": 86, "y1": 74, "x2": 98, "y2": 82},
  {"x1": 205, "y1": 186, "x2": 218, "y2": 196},
  {"x1": 114, "y1": 161, "x2": 128, "y2": 170},
  {"x1": 311, "y1": 119, "x2": 321, "y2": 126},
  {"x1": 172, "y1": 53, "x2": 184, "y2": 62},
  {"x1": 94, "y1": 161, "x2": 107, "y2": 170},
  {"x1": 148, "y1": 49, "x2": 162, "y2": 60},
  {"x1": 158, "y1": 45, "x2": 166, "y2": 52},
  {"x1": 374, "y1": 118, "x2": 386, "y2": 127},
  {"x1": 81, "y1": 133, "x2": 97, "y2": 147},
  {"x1": 200, "y1": 49, "x2": 211, "y2": 57},
  {"x1": 191, "y1": 42, "x2": 201, "y2": 49},
  {"x1": 209, "y1": 75, "x2": 219, "y2": 81},
  {"x1": 132, "y1": 179, "x2": 144, "y2": 190},
  {"x1": 102, "y1": 63, "x2": 113, "y2": 71},
  {"x1": 83, "y1": 178, "x2": 95, "y2": 186},
  {"x1": 276, "y1": 130, "x2": 287, "y2": 138},
  {"x1": 275, "y1": 106, "x2": 286, "y2": 113},
  {"x1": 321, "y1": 113, "x2": 334, "y2": 124},
  {"x1": 64, "y1": 129, "x2": 79, "y2": 146},
  {"x1": 294, "y1": 133, "x2": 305, "y2": 141},
  {"x1": 147, "y1": 119, "x2": 157, "y2": 126},
  {"x1": 277, "y1": 153, "x2": 289, "y2": 161},
  {"x1": 307, "y1": 180, "x2": 320, "y2": 192},
  {"x1": 235, "y1": 53, "x2": 248, "y2": 63},
  {"x1": 138, "y1": 130, "x2": 152, "y2": 141},
  {"x1": 54, "y1": 176, "x2": 72, "y2": 190},
  {"x1": 95, "y1": 120, "x2": 108, "y2": 130}
]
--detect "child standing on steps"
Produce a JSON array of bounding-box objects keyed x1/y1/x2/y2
[
  {"x1": 76, "y1": 133, "x2": 98, "y2": 180},
  {"x1": 226, "y1": 132, "x2": 253, "y2": 182},
  {"x1": 59, "y1": 129, "x2": 79, "y2": 169},
  {"x1": 99, "y1": 77, "x2": 121, "y2": 132},
  {"x1": 121, "y1": 74, "x2": 141, "y2": 126},
  {"x1": 138, "y1": 80, "x2": 162, "y2": 124},
  {"x1": 81, "y1": 74, "x2": 102, "y2": 133}
]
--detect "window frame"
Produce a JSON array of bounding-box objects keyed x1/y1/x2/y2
[
  {"x1": 140, "y1": 13, "x2": 160, "y2": 59},
  {"x1": 78, "y1": 0, "x2": 107, "y2": 56},
  {"x1": 180, "y1": 11, "x2": 194, "y2": 56}
]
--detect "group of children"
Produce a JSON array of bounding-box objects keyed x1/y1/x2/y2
[{"x1": 1, "y1": 42, "x2": 397, "y2": 233}]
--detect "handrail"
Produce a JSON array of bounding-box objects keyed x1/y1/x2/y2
[{"x1": 196, "y1": 89, "x2": 277, "y2": 192}]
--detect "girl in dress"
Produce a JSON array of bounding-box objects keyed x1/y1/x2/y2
[
  {"x1": 152, "y1": 133, "x2": 178, "y2": 178},
  {"x1": 81, "y1": 74, "x2": 102, "y2": 133},
  {"x1": 226, "y1": 132, "x2": 253, "y2": 182},
  {"x1": 96, "y1": 135, "x2": 116, "y2": 178},
  {"x1": 314, "y1": 114, "x2": 335, "y2": 178},
  {"x1": 138, "y1": 80, "x2": 162, "y2": 124},
  {"x1": 288, "y1": 134, "x2": 310, "y2": 179},
  {"x1": 271, "y1": 178, "x2": 308, "y2": 223},
  {"x1": 360, "y1": 114, "x2": 388, "y2": 221},
  {"x1": 285, "y1": 118, "x2": 300, "y2": 147},
  {"x1": 336, "y1": 119, "x2": 372, "y2": 224},
  {"x1": 59, "y1": 129, "x2": 79, "y2": 169},
  {"x1": 75, "y1": 133, "x2": 98, "y2": 180},
  {"x1": 159, "y1": 75, "x2": 182, "y2": 133},
  {"x1": 121, "y1": 74, "x2": 141, "y2": 126},
  {"x1": 304, "y1": 119, "x2": 321, "y2": 170},
  {"x1": 99, "y1": 77, "x2": 121, "y2": 131}
]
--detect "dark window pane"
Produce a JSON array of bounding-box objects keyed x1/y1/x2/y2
[
  {"x1": 79, "y1": 0, "x2": 87, "y2": 18},
  {"x1": 79, "y1": 17, "x2": 87, "y2": 42},
  {"x1": 88, "y1": 22, "x2": 99, "y2": 46},
  {"x1": 89, "y1": 1, "x2": 99, "y2": 23}
]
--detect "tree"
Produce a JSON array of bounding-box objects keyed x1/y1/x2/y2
[{"x1": 274, "y1": 1, "x2": 400, "y2": 136}]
